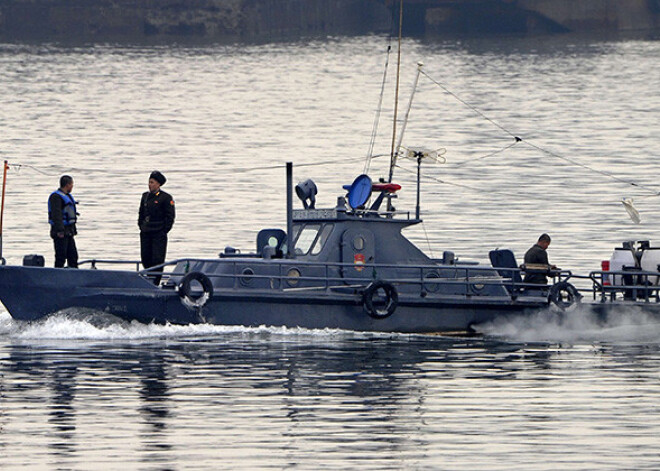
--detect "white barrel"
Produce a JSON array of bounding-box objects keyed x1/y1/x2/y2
[
  {"x1": 640, "y1": 248, "x2": 660, "y2": 285},
  {"x1": 610, "y1": 248, "x2": 636, "y2": 286}
]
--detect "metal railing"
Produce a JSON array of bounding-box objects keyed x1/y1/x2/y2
[
  {"x1": 79, "y1": 259, "x2": 142, "y2": 271},
  {"x1": 75, "y1": 256, "x2": 581, "y2": 301},
  {"x1": 56, "y1": 258, "x2": 660, "y2": 307},
  {"x1": 589, "y1": 269, "x2": 660, "y2": 303},
  {"x1": 131, "y1": 257, "x2": 573, "y2": 303}
]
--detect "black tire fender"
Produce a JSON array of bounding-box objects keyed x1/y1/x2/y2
[
  {"x1": 363, "y1": 281, "x2": 398, "y2": 319},
  {"x1": 178, "y1": 271, "x2": 214, "y2": 309},
  {"x1": 549, "y1": 281, "x2": 580, "y2": 310}
]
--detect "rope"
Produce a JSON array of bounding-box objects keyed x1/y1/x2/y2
[
  {"x1": 419, "y1": 69, "x2": 660, "y2": 197},
  {"x1": 394, "y1": 163, "x2": 480, "y2": 193},
  {"x1": 447, "y1": 139, "x2": 521, "y2": 168},
  {"x1": 8, "y1": 163, "x2": 53, "y2": 176},
  {"x1": 233, "y1": 156, "x2": 367, "y2": 173},
  {"x1": 364, "y1": 44, "x2": 392, "y2": 175},
  {"x1": 420, "y1": 70, "x2": 519, "y2": 140},
  {"x1": 7, "y1": 66, "x2": 654, "y2": 204},
  {"x1": 522, "y1": 140, "x2": 660, "y2": 196},
  {"x1": 4, "y1": 156, "x2": 372, "y2": 178},
  {"x1": 421, "y1": 220, "x2": 434, "y2": 259},
  {"x1": 393, "y1": 162, "x2": 523, "y2": 197},
  {"x1": 7, "y1": 154, "x2": 585, "y2": 202}
]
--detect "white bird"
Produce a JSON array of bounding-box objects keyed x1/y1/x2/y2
[{"x1": 622, "y1": 198, "x2": 641, "y2": 224}]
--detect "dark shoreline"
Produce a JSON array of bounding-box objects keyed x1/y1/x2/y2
[
  {"x1": 0, "y1": 0, "x2": 391, "y2": 44},
  {"x1": 1, "y1": 0, "x2": 659, "y2": 44}
]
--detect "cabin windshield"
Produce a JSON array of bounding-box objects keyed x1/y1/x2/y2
[
  {"x1": 295, "y1": 224, "x2": 320, "y2": 254},
  {"x1": 311, "y1": 224, "x2": 334, "y2": 255},
  {"x1": 293, "y1": 223, "x2": 334, "y2": 256}
]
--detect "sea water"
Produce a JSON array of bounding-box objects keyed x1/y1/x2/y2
[{"x1": 1, "y1": 34, "x2": 660, "y2": 469}]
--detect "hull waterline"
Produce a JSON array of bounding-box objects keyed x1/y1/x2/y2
[{"x1": 0, "y1": 265, "x2": 549, "y2": 333}]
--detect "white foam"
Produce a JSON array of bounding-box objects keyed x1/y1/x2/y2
[
  {"x1": 0, "y1": 310, "x2": 394, "y2": 342},
  {"x1": 477, "y1": 305, "x2": 660, "y2": 344}
]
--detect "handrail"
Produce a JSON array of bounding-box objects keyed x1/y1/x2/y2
[
  {"x1": 351, "y1": 209, "x2": 410, "y2": 219},
  {"x1": 79, "y1": 259, "x2": 142, "y2": 271},
  {"x1": 141, "y1": 258, "x2": 575, "y2": 301},
  {"x1": 588, "y1": 269, "x2": 660, "y2": 303},
  {"x1": 143, "y1": 256, "x2": 571, "y2": 273},
  {"x1": 56, "y1": 257, "x2": 660, "y2": 306},
  {"x1": 79, "y1": 256, "x2": 573, "y2": 283},
  {"x1": 75, "y1": 256, "x2": 582, "y2": 303}
]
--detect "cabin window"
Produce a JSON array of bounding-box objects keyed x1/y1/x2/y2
[
  {"x1": 353, "y1": 236, "x2": 365, "y2": 251},
  {"x1": 294, "y1": 224, "x2": 321, "y2": 255},
  {"x1": 286, "y1": 268, "x2": 301, "y2": 287},
  {"x1": 240, "y1": 267, "x2": 255, "y2": 286},
  {"x1": 424, "y1": 271, "x2": 440, "y2": 293},
  {"x1": 310, "y1": 224, "x2": 334, "y2": 256}
]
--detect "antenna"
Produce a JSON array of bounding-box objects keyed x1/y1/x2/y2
[{"x1": 402, "y1": 148, "x2": 447, "y2": 220}]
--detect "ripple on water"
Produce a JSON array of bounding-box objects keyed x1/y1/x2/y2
[{"x1": 1, "y1": 35, "x2": 660, "y2": 470}]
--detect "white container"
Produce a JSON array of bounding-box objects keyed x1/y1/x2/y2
[
  {"x1": 610, "y1": 248, "x2": 637, "y2": 286},
  {"x1": 640, "y1": 248, "x2": 660, "y2": 285}
]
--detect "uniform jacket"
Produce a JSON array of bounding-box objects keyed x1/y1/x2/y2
[
  {"x1": 523, "y1": 243, "x2": 550, "y2": 284},
  {"x1": 138, "y1": 190, "x2": 175, "y2": 233}
]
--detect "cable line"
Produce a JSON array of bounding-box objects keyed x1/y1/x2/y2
[
  {"x1": 420, "y1": 69, "x2": 519, "y2": 140},
  {"x1": 419, "y1": 69, "x2": 660, "y2": 197},
  {"x1": 5, "y1": 156, "x2": 371, "y2": 178},
  {"x1": 447, "y1": 139, "x2": 521, "y2": 168},
  {"x1": 394, "y1": 162, "x2": 525, "y2": 199}
]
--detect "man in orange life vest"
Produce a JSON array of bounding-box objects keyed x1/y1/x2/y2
[
  {"x1": 48, "y1": 175, "x2": 79, "y2": 268},
  {"x1": 138, "y1": 171, "x2": 175, "y2": 284}
]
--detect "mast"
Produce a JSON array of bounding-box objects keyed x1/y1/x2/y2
[
  {"x1": 286, "y1": 162, "x2": 295, "y2": 259},
  {"x1": 0, "y1": 161, "x2": 8, "y2": 265},
  {"x1": 387, "y1": 0, "x2": 404, "y2": 184},
  {"x1": 395, "y1": 61, "x2": 424, "y2": 161}
]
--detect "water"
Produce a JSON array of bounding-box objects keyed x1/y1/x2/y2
[
  {"x1": 1, "y1": 33, "x2": 660, "y2": 469},
  {"x1": 2, "y1": 313, "x2": 660, "y2": 470}
]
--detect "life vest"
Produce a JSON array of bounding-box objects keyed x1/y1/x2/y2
[{"x1": 48, "y1": 190, "x2": 78, "y2": 226}]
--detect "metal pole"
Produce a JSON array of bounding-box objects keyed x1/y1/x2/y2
[
  {"x1": 415, "y1": 154, "x2": 421, "y2": 220},
  {"x1": 0, "y1": 161, "x2": 8, "y2": 264},
  {"x1": 387, "y1": 0, "x2": 404, "y2": 184},
  {"x1": 286, "y1": 162, "x2": 295, "y2": 259},
  {"x1": 395, "y1": 61, "x2": 424, "y2": 158}
]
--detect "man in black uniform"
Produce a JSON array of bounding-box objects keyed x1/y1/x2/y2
[
  {"x1": 48, "y1": 175, "x2": 79, "y2": 268},
  {"x1": 523, "y1": 233, "x2": 556, "y2": 285},
  {"x1": 138, "y1": 171, "x2": 175, "y2": 284}
]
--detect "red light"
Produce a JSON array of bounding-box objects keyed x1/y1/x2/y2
[{"x1": 602, "y1": 260, "x2": 611, "y2": 285}]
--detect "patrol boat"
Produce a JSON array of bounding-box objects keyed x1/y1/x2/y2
[{"x1": 0, "y1": 161, "x2": 581, "y2": 333}]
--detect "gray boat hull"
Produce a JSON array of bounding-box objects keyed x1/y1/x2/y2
[{"x1": 0, "y1": 265, "x2": 547, "y2": 333}]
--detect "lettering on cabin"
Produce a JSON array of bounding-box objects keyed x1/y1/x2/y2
[{"x1": 293, "y1": 209, "x2": 337, "y2": 220}]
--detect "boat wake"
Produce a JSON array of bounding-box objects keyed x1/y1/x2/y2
[
  {"x1": 476, "y1": 305, "x2": 660, "y2": 344},
  {"x1": 3, "y1": 305, "x2": 659, "y2": 345},
  {"x1": 0, "y1": 309, "x2": 390, "y2": 342}
]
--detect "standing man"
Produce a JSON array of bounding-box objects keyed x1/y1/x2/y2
[
  {"x1": 48, "y1": 175, "x2": 79, "y2": 268},
  {"x1": 523, "y1": 233, "x2": 557, "y2": 285},
  {"x1": 138, "y1": 171, "x2": 175, "y2": 284}
]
